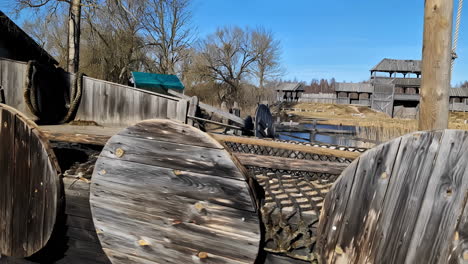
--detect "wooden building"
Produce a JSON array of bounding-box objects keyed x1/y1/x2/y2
[
  {"x1": 334, "y1": 83, "x2": 373, "y2": 106},
  {"x1": 0, "y1": 11, "x2": 58, "y2": 65},
  {"x1": 306, "y1": 58, "x2": 468, "y2": 117},
  {"x1": 275, "y1": 82, "x2": 304, "y2": 102}
]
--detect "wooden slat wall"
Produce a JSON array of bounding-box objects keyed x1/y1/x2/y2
[
  {"x1": 75, "y1": 77, "x2": 188, "y2": 126},
  {"x1": 0, "y1": 59, "x2": 31, "y2": 118}
]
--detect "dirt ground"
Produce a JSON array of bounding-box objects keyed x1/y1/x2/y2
[{"x1": 283, "y1": 103, "x2": 468, "y2": 131}]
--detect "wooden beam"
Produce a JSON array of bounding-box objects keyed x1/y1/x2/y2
[
  {"x1": 419, "y1": 0, "x2": 454, "y2": 130},
  {"x1": 210, "y1": 134, "x2": 360, "y2": 160},
  {"x1": 188, "y1": 116, "x2": 243, "y2": 130},
  {"x1": 44, "y1": 131, "x2": 110, "y2": 146},
  {"x1": 234, "y1": 153, "x2": 349, "y2": 174},
  {"x1": 168, "y1": 90, "x2": 245, "y2": 126}
]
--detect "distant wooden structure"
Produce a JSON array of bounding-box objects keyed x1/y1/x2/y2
[
  {"x1": 317, "y1": 130, "x2": 468, "y2": 263},
  {"x1": 0, "y1": 104, "x2": 60, "y2": 257},
  {"x1": 90, "y1": 120, "x2": 261, "y2": 263},
  {"x1": 276, "y1": 83, "x2": 304, "y2": 102},
  {"x1": 335, "y1": 83, "x2": 373, "y2": 106}
]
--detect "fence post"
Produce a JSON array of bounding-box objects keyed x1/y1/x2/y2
[{"x1": 187, "y1": 96, "x2": 199, "y2": 126}]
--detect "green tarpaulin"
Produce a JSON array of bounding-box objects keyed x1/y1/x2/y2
[{"x1": 131, "y1": 72, "x2": 184, "y2": 92}]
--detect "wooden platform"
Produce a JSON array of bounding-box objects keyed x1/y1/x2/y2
[
  {"x1": 317, "y1": 130, "x2": 468, "y2": 263},
  {"x1": 0, "y1": 104, "x2": 61, "y2": 257},
  {"x1": 89, "y1": 119, "x2": 261, "y2": 263}
]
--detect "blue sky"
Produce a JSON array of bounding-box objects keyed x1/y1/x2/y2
[
  {"x1": 5, "y1": 0, "x2": 468, "y2": 85},
  {"x1": 192, "y1": 0, "x2": 466, "y2": 85}
]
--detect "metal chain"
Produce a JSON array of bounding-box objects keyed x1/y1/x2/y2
[{"x1": 452, "y1": 0, "x2": 463, "y2": 74}]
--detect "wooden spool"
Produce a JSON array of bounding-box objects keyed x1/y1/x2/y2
[
  {"x1": 90, "y1": 119, "x2": 261, "y2": 264},
  {"x1": 317, "y1": 130, "x2": 468, "y2": 264},
  {"x1": 255, "y1": 104, "x2": 274, "y2": 138},
  {"x1": 0, "y1": 104, "x2": 61, "y2": 257}
]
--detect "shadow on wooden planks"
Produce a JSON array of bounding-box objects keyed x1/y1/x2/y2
[
  {"x1": 90, "y1": 119, "x2": 262, "y2": 264},
  {"x1": 317, "y1": 130, "x2": 468, "y2": 264}
]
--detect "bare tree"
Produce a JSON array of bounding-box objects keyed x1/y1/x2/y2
[
  {"x1": 251, "y1": 27, "x2": 283, "y2": 90},
  {"x1": 141, "y1": 0, "x2": 194, "y2": 75},
  {"x1": 12, "y1": 0, "x2": 87, "y2": 73},
  {"x1": 80, "y1": 0, "x2": 149, "y2": 83},
  {"x1": 194, "y1": 26, "x2": 259, "y2": 106}
]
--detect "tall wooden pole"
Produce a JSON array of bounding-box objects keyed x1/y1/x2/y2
[
  {"x1": 419, "y1": 0, "x2": 454, "y2": 130},
  {"x1": 67, "y1": 0, "x2": 81, "y2": 73}
]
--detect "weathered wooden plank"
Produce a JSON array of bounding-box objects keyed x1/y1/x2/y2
[
  {"x1": 187, "y1": 96, "x2": 199, "y2": 126},
  {"x1": 93, "y1": 157, "x2": 254, "y2": 211},
  {"x1": 119, "y1": 119, "x2": 223, "y2": 149},
  {"x1": 405, "y1": 131, "x2": 468, "y2": 263},
  {"x1": 44, "y1": 132, "x2": 110, "y2": 146},
  {"x1": 168, "y1": 90, "x2": 245, "y2": 126},
  {"x1": 234, "y1": 153, "x2": 348, "y2": 174},
  {"x1": 0, "y1": 107, "x2": 15, "y2": 255},
  {"x1": 176, "y1": 99, "x2": 188, "y2": 123},
  {"x1": 12, "y1": 116, "x2": 31, "y2": 257},
  {"x1": 367, "y1": 131, "x2": 443, "y2": 263},
  {"x1": 316, "y1": 160, "x2": 359, "y2": 261},
  {"x1": 448, "y1": 197, "x2": 468, "y2": 264},
  {"x1": 211, "y1": 134, "x2": 360, "y2": 160},
  {"x1": 0, "y1": 105, "x2": 61, "y2": 257},
  {"x1": 99, "y1": 135, "x2": 244, "y2": 180},
  {"x1": 328, "y1": 137, "x2": 402, "y2": 263},
  {"x1": 92, "y1": 206, "x2": 257, "y2": 263},
  {"x1": 317, "y1": 130, "x2": 468, "y2": 264},
  {"x1": 90, "y1": 119, "x2": 260, "y2": 264}
]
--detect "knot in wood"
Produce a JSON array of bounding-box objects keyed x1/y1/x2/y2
[
  {"x1": 197, "y1": 252, "x2": 208, "y2": 259},
  {"x1": 115, "y1": 148, "x2": 125, "y2": 158}
]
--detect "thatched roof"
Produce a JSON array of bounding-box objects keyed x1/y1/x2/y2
[
  {"x1": 335, "y1": 82, "x2": 373, "y2": 93},
  {"x1": 371, "y1": 59, "x2": 421, "y2": 74},
  {"x1": 276, "y1": 82, "x2": 304, "y2": 92},
  {"x1": 0, "y1": 11, "x2": 58, "y2": 65}
]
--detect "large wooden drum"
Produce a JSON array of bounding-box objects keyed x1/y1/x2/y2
[
  {"x1": 90, "y1": 119, "x2": 261, "y2": 264},
  {"x1": 0, "y1": 104, "x2": 61, "y2": 257},
  {"x1": 317, "y1": 130, "x2": 468, "y2": 264}
]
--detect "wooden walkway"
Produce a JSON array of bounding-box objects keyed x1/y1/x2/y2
[
  {"x1": 317, "y1": 130, "x2": 468, "y2": 263},
  {"x1": 0, "y1": 104, "x2": 61, "y2": 257},
  {"x1": 89, "y1": 120, "x2": 261, "y2": 263}
]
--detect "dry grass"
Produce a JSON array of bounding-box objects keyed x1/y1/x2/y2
[{"x1": 284, "y1": 103, "x2": 468, "y2": 143}]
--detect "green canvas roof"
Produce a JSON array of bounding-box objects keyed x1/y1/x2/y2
[{"x1": 131, "y1": 72, "x2": 184, "y2": 91}]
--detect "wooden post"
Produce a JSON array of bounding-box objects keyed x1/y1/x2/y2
[
  {"x1": 187, "y1": 96, "x2": 199, "y2": 126},
  {"x1": 419, "y1": 0, "x2": 454, "y2": 130}
]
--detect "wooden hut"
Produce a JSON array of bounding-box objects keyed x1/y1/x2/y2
[
  {"x1": 334, "y1": 83, "x2": 373, "y2": 106},
  {"x1": 275, "y1": 83, "x2": 304, "y2": 102}
]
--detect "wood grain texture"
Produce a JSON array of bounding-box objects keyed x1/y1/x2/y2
[
  {"x1": 0, "y1": 104, "x2": 61, "y2": 257},
  {"x1": 317, "y1": 130, "x2": 468, "y2": 264},
  {"x1": 0, "y1": 60, "x2": 31, "y2": 118},
  {"x1": 74, "y1": 76, "x2": 188, "y2": 126},
  {"x1": 90, "y1": 119, "x2": 261, "y2": 264}
]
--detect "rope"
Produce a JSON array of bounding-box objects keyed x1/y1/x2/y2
[
  {"x1": 452, "y1": 0, "x2": 463, "y2": 74},
  {"x1": 24, "y1": 60, "x2": 41, "y2": 117},
  {"x1": 61, "y1": 72, "x2": 83, "y2": 123},
  {"x1": 24, "y1": 60, "x2": 83, "y2": 123}
]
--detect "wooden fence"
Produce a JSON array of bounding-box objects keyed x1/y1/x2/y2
[
  {"x1": 0, "y1": 58, "x2": 30, "y2": 117},
  {"x1": 0, "y1": 58, "x2": 189, "y2": 126},
  {"x1": 75, "y1": 77, "x2": 188, "y2": 126}
]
